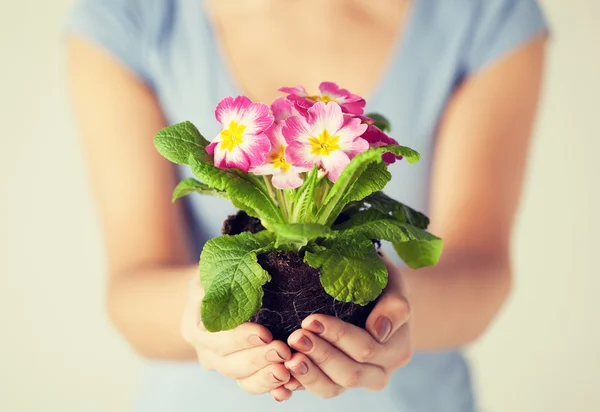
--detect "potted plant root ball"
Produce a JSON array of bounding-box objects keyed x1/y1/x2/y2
[{"x1": 154, "y1": 82, "x2": 443, "y2": 342}]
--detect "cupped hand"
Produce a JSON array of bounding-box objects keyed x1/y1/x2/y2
[
  {"x1": 284, "y1": 256, "x2": 412, "y2": 399},
  {"x1": 181, "y1": 276, "x2": 295, "y2": 401}
]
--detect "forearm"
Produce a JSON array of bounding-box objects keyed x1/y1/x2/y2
[
  {"x1": 107, "y1": 265, "x2": 197, "y2": 360},
  {"x1": 405, "y1": 251, "x2": 512, "y2": 350}
]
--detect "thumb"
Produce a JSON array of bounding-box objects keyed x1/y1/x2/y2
[{"x1": 366, "y1": 254, "x2": 411, "y2": 344}]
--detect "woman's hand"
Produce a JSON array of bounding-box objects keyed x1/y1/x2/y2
[
  {"x1": 284, "y1": 257, "x2": 412, "y2": 398},
  {"x1": 181, "y1": 276, "x2": 295, "y2": 401}
]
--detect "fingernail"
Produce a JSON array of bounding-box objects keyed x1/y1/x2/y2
[
  {"x1": 291, "y1": 361, "x2": 308, "y2": 375},
  {"x1": 291, "y1": 335, "x2": 313, "y2": 352},
  {"x1": 306, "y1": 320, "x2": 324, "y2": 334},
  {"x1": 285, "y1": 381, "x2": 300, "y2": 391},
  {"x1": 266, "y1": 349, "x2": 285, "y2": 362},
  {"x1": 375, "y1": 316, "x2": 392, "y2": 343},
  {"x1": 248, "y1": 335, "x2": 268, "y2": 346},
  {"x1": 272, "y1": 395, "x2": 284, "y2": 402},
  {"x1": 270, "y1": 372, "x2": 285, "y2": 383}
]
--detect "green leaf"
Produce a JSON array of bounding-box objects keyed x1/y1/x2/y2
[
  {"x1": 364, "y1": 191, "x2": 430, "y2": 229},
  {"x1": 188, "y1": 154, "x2": 284, "y2": 225},
  {"x1": 316, "y1": 145, "x2": 419, "y2": 226},
  {"x1": 335, "y1": 209, "x2": 443, "y2": 269},
  {"x1": 341, "y1": 162, "x2": 392, "y2": 207},
  {"x1": 365, "y1": 113, "x2": 391, "y2": 133},
  {"x1": 291, "y1": 167, "x2": 320, "y2": 223},
  {"x1": 199, "y1": 233, "x2": 272, "y2": 332},
  {"x1": 172, "y1": 178, "x2": 229, "y2": 202},
  {"x1": 304, "y1": 233, "x2": 387, "y2": 305},
  {"x1": 271, "y1": 223, "x2": 332, "y2": 248},
  {"x1": 154, "y1": 121, "x2": 211, "y2": 165}
]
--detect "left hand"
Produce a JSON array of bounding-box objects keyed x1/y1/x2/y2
[{"x1": 283, "y1": 256, "x2": 412, "y2": 398}]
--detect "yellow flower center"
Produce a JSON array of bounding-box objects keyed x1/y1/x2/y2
[
  {"x1": 308, "y1": 129, "x2": 341, "y2": 156},
  {"x1": 270, "y1": 145, "x2": 291, "y2": 172},
  {"x1": 306, "y1": 94, "x2": 333, "y2": 103},
  {"x1": 219, "y1": 120, "x2": 246, "y2": 152}
]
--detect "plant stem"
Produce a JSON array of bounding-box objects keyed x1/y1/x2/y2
[
  {"x1": 276, "y1": 189, "x2": 289, "y2": 222},
  {"x1": 263, "y1": 176, "x2": 277, "y2": 203}
]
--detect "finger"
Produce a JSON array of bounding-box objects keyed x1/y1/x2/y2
[
  {"x1": 269, "y1": 386, "x2": 292, "y2": 402},
  {"x1": 302, "y1": 314, "x2": 388, "y2": 365},
  {"x1": 285, "y1": 352, "x2": 344, "y2": 399},
  {"x1": 365, "y1": 263, "x2": 411, "y2": 344},
  {"x1": 283, "y1": 377, "x2": 304, "y2": 391},
  {"x1": 236, "y1": 364, "x2": 291, "y2": 395},
  {"x1": 197, "y1": 322, "x2": 273, "y2": 356},
  {"x1": 288, "y1": 330, "x2": 386, "y2": 390},
  {"x1": 219, "y1": 340, "x2": 291, "y2": 379}
]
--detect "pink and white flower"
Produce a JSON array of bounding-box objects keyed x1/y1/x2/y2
[
  {"x1": 207, "y1": 96, "x2": 274, "y2": 171},
  {"x1": 359, "y1": 123, "x2": 403, "y2": 165},
  {"x1": 279, "y1": 82, "x2": 366, "y2": 116},
  {"x1": 283, "y1": 102, "x2": 369, "y2": 182},
  {"x1": 251, "y1": 121, "x2": 311, "y2": 189}
]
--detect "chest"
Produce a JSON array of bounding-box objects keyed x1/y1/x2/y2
[{"x1": 203, "y1": 1, "x2": 410, "y2": 103}]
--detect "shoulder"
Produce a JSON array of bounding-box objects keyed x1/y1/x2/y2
[{"x1": 65, "y1": 0, "x2": 185, "y2": 85}]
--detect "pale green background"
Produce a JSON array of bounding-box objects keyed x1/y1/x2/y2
[{"x1": 0, "y1": 1, "x2": 598, "y2": 411}]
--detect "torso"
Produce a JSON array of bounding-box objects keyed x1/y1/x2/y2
[{"x1": 204, "y1": 0, "x2": 411, "y2": 102}]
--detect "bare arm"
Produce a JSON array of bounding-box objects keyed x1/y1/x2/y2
[
  {"x1": 407, "y1": 35, "x2": 547, "y2": 348},
  {"x1": 67, "y1": 37, "x2": 196, "y2": 359}
]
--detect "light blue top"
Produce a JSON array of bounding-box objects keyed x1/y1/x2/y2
[{"x1": 66, "y1": 1, "x2": 548, "y2": 411}]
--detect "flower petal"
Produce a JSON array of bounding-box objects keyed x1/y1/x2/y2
[
  {"x1": 265, "y1": 121, "x2": 287, "y2": 149},
  {"x1": 215, "y1": 95, "x2": 252, "y2": 126},
  {"x1": 319, "y1": 81, "x2": 347, "y2": 99},
  {"x1": 251, "y1": 162, "x2": 279, "y2": 176},
  {"x1": 238, "y1": 132, "x2": 271, "y2": 168},
  {"x1": 321, "y1": 150, "x2": 350, "y2": 182},
  {"x1": 239, "y1": 102, "x2": 274, "y2": 135},
  {"x1": 282, "y1": 115, "x2": 313, "y2": 144},
  {"x1": 285, "y1": 140, "x2": 319, "y2": 168},
  {"x1": 306, "y1": 102, "x2": 344, "y2": 135},
  {"x1": 272, "y1": 170, "x2": 304, "y2": 189},
  {"x1": 336, "y1": 117, "x2": 368, "y2": 147},
  {"x1": 271, "y1": 97, "x2": 296, "y2": 122},
  {"x1": 279, "y1": 85, "x2": 309, "y2": 97}
]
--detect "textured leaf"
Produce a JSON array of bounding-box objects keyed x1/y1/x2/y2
[
  {"x1": 317, "y1": 145, "x2": 419, "y2": 226},
  {"x1": 199, "y1": 233, "x2": 272, "y2": 332},
  {"x1": 335, "y1": 209, "x2": 443, "y2": 269},
  {"x1": 188, "y1": 154, "x2": 283, "y2": 225},
  {"x1": 271, "y1": 223, "x2": 332, "y2": 248},
  {"x1": 365, "y1": 112, "x2": 391, "y2": 133},
  {"x1": 154, "y1": 121, "x2": 211, "y2": 165},
  {"x1": 291, "y1": 167, "x2": 319, "y2": 223},
  {"x1": 305, "y1": 233, "x2": 387, "y2": 305},
  {"x1": 341, "y1": 162, "x2": 392, "y2": 207},
  {"x1": 364, "y1": 191, "x2": 430, "y2": 229},
  {"x1": 172, "y1": 178, "x2": 228, "y2": 202}
]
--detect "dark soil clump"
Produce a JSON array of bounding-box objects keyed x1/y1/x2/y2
[
  {"x1": 222, "y1": 210, "x2": 376, "y2": 342},
  {"x1": 252, "y1": 251, "x2": 376, "y2": 342},
  {"x1": 221, "y1": 211, "x2": 264, "y2": 235}
]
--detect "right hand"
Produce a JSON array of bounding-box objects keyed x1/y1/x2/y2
[{"x1": 181, "y1": 276, "x2": 296, "y2": 401}]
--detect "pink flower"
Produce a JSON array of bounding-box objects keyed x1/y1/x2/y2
[
  {"x1": 360, "y1": 124, "x2": 403, "y2": 165},
  {"x1": 251, "y1": 121, "x2": 311, "y2": 189},
  {"x1": 270, "y1": 96, "x2": 297, "y2": 123},
  {"x1": 207, "y1": 96, "x2": 274, "y2": 171},
  {"x1": 279, "y1": 82, "x2": 366, "y2": 116},
  {"x1": 283, "y1": 102, "x2": 369, "y2": 182}
]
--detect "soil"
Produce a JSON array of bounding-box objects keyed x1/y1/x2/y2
[{"x1": 222, "y1": 211, "x2": 377, "y2": 342}]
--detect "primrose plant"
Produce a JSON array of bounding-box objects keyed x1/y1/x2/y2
[{"x1": 154, "y1": 82, "x2": 443, "y2": 332}]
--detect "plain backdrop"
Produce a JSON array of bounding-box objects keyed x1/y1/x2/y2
[{"x1": 1, "y1": 1, "x2": 598, "y2": 411}]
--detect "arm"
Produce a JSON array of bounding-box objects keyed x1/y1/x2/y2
[
  {"x1": 67, "y1": 39, "x2": 295, "y2": 399},
  {"x1": 407, "y1": 34, "x2": 547, "y2": 349},
  {"x1": 282, "y1": 35, "x2": 547, "y2": 398},
  {"x1": 67, "y1": 36, "x2": 196, "y2": 359}
]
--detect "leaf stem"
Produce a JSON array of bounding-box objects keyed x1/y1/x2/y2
[{"x1": 263, "y1": 176, "x2": 277, "y2": 203}]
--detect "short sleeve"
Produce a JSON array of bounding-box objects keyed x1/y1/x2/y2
[
  {"x1": 464, "y1": 0, "x2": 549, "y2": 74},
  {"x1": 65, "y1": 0, "x2": 152, "y2": 86}
]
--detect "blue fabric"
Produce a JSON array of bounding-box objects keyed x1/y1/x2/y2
[{"x1": 65, "y1": 0, "x2": 548, "y2": 411}]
